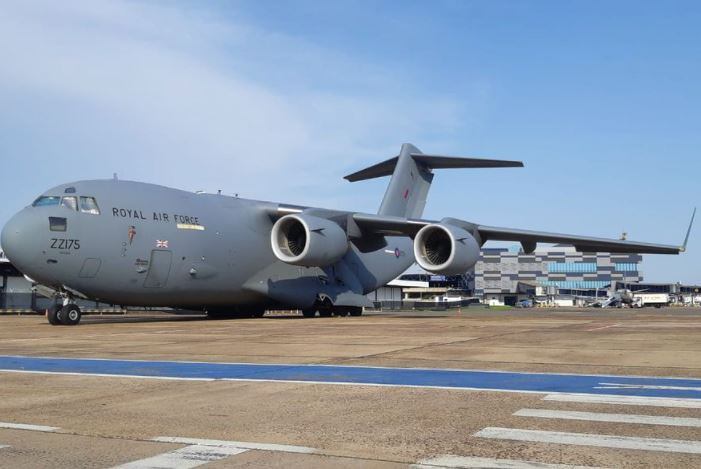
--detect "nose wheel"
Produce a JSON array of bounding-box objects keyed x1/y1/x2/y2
[{"x1": 46, "y1": 304, "x2": 81, "y2": 326}]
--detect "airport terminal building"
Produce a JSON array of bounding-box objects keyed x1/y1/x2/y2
[{"x1": 474, "y1": 245, "x2": 643, "y2": 305}]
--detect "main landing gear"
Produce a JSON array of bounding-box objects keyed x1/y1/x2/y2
[{"x1": 47, "y1": 303, "x2": 82, "y2": 326}]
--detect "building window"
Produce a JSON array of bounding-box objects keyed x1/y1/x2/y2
[
  {"x1": 615, "y1": 263, "x2": 638, "y2": 272},
  {"x1": 547, "y1": 262, "x2": 597, "y2": 273},
  {"x1": 540, "y1": 280, "x2": 609, "y2": 289}
]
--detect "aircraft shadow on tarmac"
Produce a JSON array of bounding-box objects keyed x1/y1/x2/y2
[{"x1": 60, "y1": 310, "x2": 459, "y2": 325}]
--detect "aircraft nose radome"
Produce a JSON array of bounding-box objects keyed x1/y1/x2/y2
[
  {"x1": 2, "y1": 214, "x2": 21, "y2": 263},
  {"x1": 1, "y1": 210, "x2": 33, "y2": 267}
]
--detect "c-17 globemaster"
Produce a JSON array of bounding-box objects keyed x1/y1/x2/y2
[{"x1": 1, "y1": 144, "x2": 694, "y2": 325}]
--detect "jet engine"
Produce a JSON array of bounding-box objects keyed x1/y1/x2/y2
[
  {"x1": 271, "y1": 214, "x2": 349, "y2": 267},
  {"x1": 413, "y1": 223, "x2": 480, "y2": 275}
]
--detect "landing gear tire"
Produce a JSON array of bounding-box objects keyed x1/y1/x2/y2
[
  {"x1": 318, "y1": 309, "x2": 332, "y2": 318},
  {"x1": 47, "y1": 306, "x2": 62, "y2": 326},
  {"x1": 302, "y1": 309, "x2": 317, "y2": 318},
  {"x1": 335, "y1": 309, "x2": 349, "y2": 317},
  {"x1": 61, "y1": 304, "x2": 81, "y2": 326},
  {"x1": 349, "y1": 307, "x2": 363, "y2": 317}
]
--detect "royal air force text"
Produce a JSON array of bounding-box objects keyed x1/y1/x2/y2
[{"x1": 111, "y1": 208, "x2": 200, "y2": 226}]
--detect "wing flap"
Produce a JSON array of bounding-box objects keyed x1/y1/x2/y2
[{"x1": 351, "y1": 213, "x2": 428, "y2": 237}]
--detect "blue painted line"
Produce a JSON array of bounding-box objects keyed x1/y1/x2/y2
[{"x1": 1, "y1": 355, "x2": 701, "y2": 398}]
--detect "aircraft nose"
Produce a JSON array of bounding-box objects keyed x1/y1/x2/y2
[{"x1": 1, "y1": 209, "x2": 39, "y2": 269}]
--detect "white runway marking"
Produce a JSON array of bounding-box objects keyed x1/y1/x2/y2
[
  {"x1": 0, "y1": 422, "x2": 60, "y2": 432},
  {"x1": 475, "y1": 427, "x2": 701, "y2": 454},
  {"x1": 111, "y1": 444, "x2": 247, "y2": 468},
  {"x1": 0, "y1": 369, "x2": 217, "y2": 382},
  {"x1": 0, "y1": 445, "x2": 8, "y2": 450},
  {"x1": 543, "y1": 393, "x2": 701, "y2": 408},
  {"x1": 413, "y1": 455, "x2": 603, "y2": 468},
  {"x1": 596, "y1": 382, "x2": 701, "y2": 392},
  {"x1": 515, "y1": 408, "x2": 701, "y2": 428},
  {"x1": 152, "y1": 436, "x2": 316, "y2": 454},
  {"x1": 585, "y1": 323, "x2": 620, "y2": 332}
]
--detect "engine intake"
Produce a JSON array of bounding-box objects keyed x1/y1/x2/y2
[
  {"x1": 271, "y1": 214, "x2": 348, "y2": 267},
  {"x1": 413, "y1": 223, "x2": 480, "y2": 275}
]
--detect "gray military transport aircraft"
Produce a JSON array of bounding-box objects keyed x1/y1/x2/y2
[{"x1": 1, "y1": 144, "x2": 694, "y2": 325}]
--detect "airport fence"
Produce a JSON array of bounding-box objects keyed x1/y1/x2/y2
[{"x1": 369, "y1": 298, "x2": 485, "y2": 311}]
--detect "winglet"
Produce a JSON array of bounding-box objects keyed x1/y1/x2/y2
[{"x1": 680, "y1": 207, "x2": 696, "y2": 252}]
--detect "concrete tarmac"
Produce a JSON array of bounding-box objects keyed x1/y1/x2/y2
[{"x1": 0, "y1": 307, "x2": 700, "y2": 468}]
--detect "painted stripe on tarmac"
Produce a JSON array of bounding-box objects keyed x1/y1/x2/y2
[
  {"x1": 475, "y1": 427, "x2": 701, "y2": 454},
  {"x1": 412, "y1": 455, "x2": 603, "y2": 468},
  {"x1": 0, "y1": 445, "x2": 8, "y2": 450},
  {"x1": 111, "y1": 444, "x2": 247, "y2": 469},
  {"x1": 596, "y1": 382, "x2": 701, "y2": 392},
  {"x1": 3, "y1": 355, "x2": 701, "y2": 398},
  {"x1": 543, "y1": 393, "x2": 701, "y2": 408},
  {"x1": 152, "y1": 436, "x2": 316, "y2": 454},
  {"x1": 0, "y1": 422, "x2": 60, "y2": 432},
  {"x1": 515, "y1": 409, "x2": 701, "y2": 428}
]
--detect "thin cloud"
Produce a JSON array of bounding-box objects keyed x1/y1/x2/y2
[{"x1": 0, "y1": 0, "x2": 478, "y2": 214}]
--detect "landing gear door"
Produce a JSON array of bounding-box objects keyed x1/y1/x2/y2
[{"x1": 144, "y1": 250, "x2": 172, "y2": 288}]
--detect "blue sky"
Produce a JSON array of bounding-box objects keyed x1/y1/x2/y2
[{"x1": 0, "y1": 1, "x2": 698, "y2": 282}]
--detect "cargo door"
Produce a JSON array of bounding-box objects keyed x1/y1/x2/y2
[{"x1": 144, "y1": 250, "x2": 172, "y2": 288}]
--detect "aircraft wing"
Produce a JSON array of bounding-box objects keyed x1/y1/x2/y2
[
  {"x1": 350, "y1": 213, "x2": 687, "y2": 255},
  {"x1": 272, "y1": 206, "x2": 691, "y2": 255},
  {"x1": 474, "y1": 225, "x2": 682, "y2": 254}
]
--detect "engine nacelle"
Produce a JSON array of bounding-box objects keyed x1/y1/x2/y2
[
  {"x1": 413, "y1": 223, "x2": 480, "y2": 275},
  {"x1": 271, "y1": 214, "x2": 349, "y2": 267}
]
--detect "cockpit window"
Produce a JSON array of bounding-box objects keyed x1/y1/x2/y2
[
  {"x1": 79, "y1": 196, "x2": 100, "y2": 215},
  {"x1": 60, "y1": 196, "x2": 78, "y2": 211},
  {"x1": 32, "y1": 196, "x2": 60, "y2": 207}
]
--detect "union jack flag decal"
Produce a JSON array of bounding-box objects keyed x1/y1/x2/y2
[{"x1": 156, "y1": 240, "x2": 169, "y2": 248}]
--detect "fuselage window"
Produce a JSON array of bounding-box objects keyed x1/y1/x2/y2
[
  {"x1": 49, "y1": 217, "x2": 67, "y2": 232},
  {"x1": 32, "y1": 196, "x2": 60, "y2": 207},
  {"x1": 79, "y1": 196, "x2": 100, "y2": 215},
  {"x1": 60, "y1": 196, "x2": 78, "y2": 211}
]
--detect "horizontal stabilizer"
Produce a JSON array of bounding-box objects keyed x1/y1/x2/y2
[{"x1": 344, "y1": 153, "x2": 523, "y2": 182}]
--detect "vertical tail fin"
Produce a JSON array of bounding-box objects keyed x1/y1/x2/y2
[{"x1": 344, "y1": 143, "x2": 523, "y2": 219}]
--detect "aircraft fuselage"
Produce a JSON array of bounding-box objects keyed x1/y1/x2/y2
[{"x1": 1, "y1": 180, "x2": 412, "y2": 311}]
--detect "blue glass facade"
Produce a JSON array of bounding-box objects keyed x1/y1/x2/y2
[
  {"x1": 541, "y1": 280, "x2": 610, "y2": 289},
  {"x1": 548, "y1": 263, "x2": 597, "y2": 273}
]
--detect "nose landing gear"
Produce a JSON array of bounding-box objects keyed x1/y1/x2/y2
[{"x1": 46, "y1": 300, "x2": 82, "y2": 326}]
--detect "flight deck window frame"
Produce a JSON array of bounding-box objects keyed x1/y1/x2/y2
[
  {"x1": 32, "y1": 196, "x2": 61, "y2": 207},
  {"x1": 60, "y1": 196, "x2": 78, "y2": 211},
  {"x1": 79, "y1": 196, "x2": 101, "y2": 215}
]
